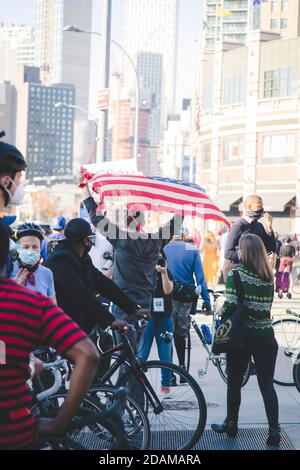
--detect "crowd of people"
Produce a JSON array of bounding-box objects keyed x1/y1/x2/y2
[{"x1": 1, "y1": 139, "x2": 299, "y2": 449}]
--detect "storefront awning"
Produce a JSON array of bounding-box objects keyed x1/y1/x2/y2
[{"x1": 213, "y1": 194, "x2": 242, "y2": 212}]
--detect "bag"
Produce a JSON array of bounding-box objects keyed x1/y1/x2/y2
[
  {"x1": 212, "y1": 270, "x2": 247, "y2": 354},
  {"x1": 173, "y1": 281, "x2": 199, "y2": 303}
]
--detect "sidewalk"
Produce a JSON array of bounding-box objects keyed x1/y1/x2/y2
[{"x1": 147, "y1": 293, "x2": 300, "y2": 450}]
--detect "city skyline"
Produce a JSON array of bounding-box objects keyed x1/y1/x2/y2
[{"x1": 1, "y1": 0, "x2": 203, "y2": 115}]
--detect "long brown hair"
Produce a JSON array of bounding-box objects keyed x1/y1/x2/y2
[{"x1": 239, "y1": 233, "x2": 274, "y2": 283}]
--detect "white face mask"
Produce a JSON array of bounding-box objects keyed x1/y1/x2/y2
[{"x1": 7, "y1": 178, "x2": 26, "y2": 206}]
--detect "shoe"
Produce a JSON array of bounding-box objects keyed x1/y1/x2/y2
[
  {"x1": 266, "y1": 427, "x2": 281, "y2": 447},
  {"x1": 179, "y1": 365, "x2": 188, "y2": 384},
  {"x1": 161, "y1": 386, "x2": 173, "y2": 399},
  {"x1": 211, "y1": 420, "x2": 238, "y2": 438},
  {"x1": 170, "y1": 373, "x2": 177, "y2": 387}
]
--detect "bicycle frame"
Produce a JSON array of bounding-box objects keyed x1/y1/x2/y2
[
  {"x1": 94, "y1": 334, "x2": 165, "y2": 415},
  {"x1": 191, "y1": 315, "x2": 225, "y2": 378}
]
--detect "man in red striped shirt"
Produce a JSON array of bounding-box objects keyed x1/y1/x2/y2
[{"x1": 0, "y1": 221, "x2": 100, "y2": 449}]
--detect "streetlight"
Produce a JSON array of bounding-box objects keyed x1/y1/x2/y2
[
  {"x1": 63, "y1": 25, "x2": 140, "y2": 168},
  {"x1": 54, "y1": 101, "x2": 98, "y2": 124}
]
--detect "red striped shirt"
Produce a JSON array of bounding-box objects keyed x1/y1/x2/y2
[{"x1": 0, "y1": 277, "x2": 86, "y2": 449}]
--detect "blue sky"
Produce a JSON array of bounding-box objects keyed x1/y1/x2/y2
[{"x1": 1, "y1": 0, "x2": 203, "y2": 112}]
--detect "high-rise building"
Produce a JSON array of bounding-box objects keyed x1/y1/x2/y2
[
  {"x1": 0, "y1": 24, "x2": 35, "y2": 83},
  {"x1": 0, "y1": 82, "x2": 17, "y2": 144},
  {"x1": 34, "y1": 0, "x2": 92, "y2": 173},
  {"x1": 16, "y1": 66, "x2": 75, "y2": 185},
  {"x1": 196, "y1": 0, "x2": 300, "y2": 234},
  {"x1": 123, "y1": 0, "x2": 178, "y2": 115},
  {"x1": 204, "y1": 0, "x2": 249, "y2": 50},
  {"x1": 204, "y1": 0, "x2": 300, "y2": 51}
]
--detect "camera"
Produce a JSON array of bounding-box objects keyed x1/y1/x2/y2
[
  {"x1": 160, "y1": 331, "x2": 173, "y2": 344},
  {"x1": 157, "y1": 257, "x2": 166, "y2": 267}
]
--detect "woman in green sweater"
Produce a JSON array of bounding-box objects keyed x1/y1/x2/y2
[{"x1": 211, "y1": 233, "x2": 280, "y2": 447}]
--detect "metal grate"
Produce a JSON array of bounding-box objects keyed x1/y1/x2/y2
[{"x1": 148, "y1": 427, "x2": 295, "y2": 451}]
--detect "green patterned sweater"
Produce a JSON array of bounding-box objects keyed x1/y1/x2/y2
[{"x1": 222, "y1": 265, "x2": 274, "y2": 336}]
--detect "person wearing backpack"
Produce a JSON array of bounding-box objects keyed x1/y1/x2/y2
[{"x1": 211, "y1": 233, "x2": 280, "y2": 447}]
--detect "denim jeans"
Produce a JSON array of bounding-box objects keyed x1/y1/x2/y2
[{"x1": 138, "y1": 315, "x2": 174, "y2": 387}]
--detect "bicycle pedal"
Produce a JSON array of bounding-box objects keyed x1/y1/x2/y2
[{"x1": 198, "y1": 369, "x2": 205, "y2": 379}]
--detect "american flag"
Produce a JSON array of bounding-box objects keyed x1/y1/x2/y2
[
  {"x1": 81, "y1": 170, "x2": 230, "y2": 227},
  {"x1": 194, "y1": 96, "x2": 201, "y2": 135}
]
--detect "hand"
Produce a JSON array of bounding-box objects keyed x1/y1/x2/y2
[
  {"x1": 264, "y1": 212, "x2": 273, "y2": 233},
  {"x1": 36, "y1": 417, "x2": 64, "y2": 440},
  {"x1": 155, "y1": 264, "x2": 168, "y2": 274},
  {"x1": 111, "y1": 319, "x2": 130, "y2": 333},
  {"x1": 14, "y1": 268, "x2": 29, "y2": 286},
  {"x1": 30, "y1": 354, "x2": 44, "y2": 377},
  {"x1": 82, "y1": 185, "x2": 91, "y2": 199},
  {"x1": 134, "y1": 307, "x2": 151, "y2": 319}
]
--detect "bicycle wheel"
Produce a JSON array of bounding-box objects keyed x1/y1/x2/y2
[
  {"x1": 214, "y1": 354, "x2": 251, "y2": 388},
  {"x1": 293, "y1": 352, "x2": 300, "y2": 393},
  {"x1": 273, "y1": 316, "x2": 300, "y2": 385},
  {"x1": 87, "y1": 384, "x2": 150, "y2": 450},
  {"x1": 118, "y1": 360, "x2": 207, "y2": 450},
  {"x1": 32, "y1": 396, "x2": 118, "y2": 450}
]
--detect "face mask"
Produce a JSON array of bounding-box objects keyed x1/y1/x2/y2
[
  {"x1": 83, "y1": 239, "x2": 93, "y2": 255},
  {"x1": 245, "y1": 208, "x2": 264, "y2": 221},
  {"x1": 18, "y1": 249, "x2": 40, "y2": 267},
  {"x1": 8, "y1": 178, "x2": 26, "y2": 206}
]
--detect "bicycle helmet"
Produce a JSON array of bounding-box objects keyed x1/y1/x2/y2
[
  {"x1": 0, "y1": 142, "x2": 27, "y2": 173},
  {"x1": 51, "y1": 215, "x2": 66, "y2": 231},
  {"x1": 13, "y1": 223, "x2": 45, "y2": 242}
]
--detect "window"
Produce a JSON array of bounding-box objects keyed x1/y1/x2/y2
[
  {"x1": 281, "y1": 0, "x2": 288, "y2": 13},
  {"x1": 262, "y1": 134, "x2": 295, "y2": 163},
  {"x1": 281, "y1": 18, "x2": 288, "y2": 29},
  {"x1": 223, "y1": 76, "x2": 246, "y2": 105},
  {"x1": 271, "y1": 19, "x2": 277, "y2": 29},
  {"x1": 264, "y1": 68, "x2": 296, "y2": 98},
  {"x1": 202, "y1": 142, "x2": 211, "y2": 169},
  {"x1": 271, "y1": 1, "x2": 279, "y2": 12},
  {"x1": 223, "y1": 139, "x2": 244, "y2": 164}
]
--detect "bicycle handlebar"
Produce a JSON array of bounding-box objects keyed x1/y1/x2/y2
[{"x1": 35, "y1": 358, "x2": 68, "y2": 402}]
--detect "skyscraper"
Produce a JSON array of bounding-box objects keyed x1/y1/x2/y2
[
  {"x1": 122, "y1": 0, "x2": 178, "y2": 175},
  {"x1": 34, "y1": 0, "x2": 92, "y2": 172},
  {"x1": 0, "y1": 24, "x2": 35, "y2": 83},
  {"x1": 123, "y1": 0, "x2": 178, "y2": 115}
]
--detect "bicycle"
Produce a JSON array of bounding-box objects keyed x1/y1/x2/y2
[
  {"x1": 183, "y1": 290, "x2": 251, "y2": 387},
  {"x1": 32, "y1": 354, "x2": 150, "y2": 450},
  {"x1": 90, "y1": 322, "x2": 207, "y2": 450},
  {"x1": 272, "y1": 308, "x2": 300, "y2": 386}
]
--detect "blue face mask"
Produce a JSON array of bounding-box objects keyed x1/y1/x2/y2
[{"x1": 18, "y1": 249, "x2": 40, "y2": 267}]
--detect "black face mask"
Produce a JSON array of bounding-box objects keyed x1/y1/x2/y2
[
  {"x1": 245, "y1": 208, "x2": 265, "y2": 221},
  {"x1": 83, "y1": 239, "x2": 93, "y2": 255}
]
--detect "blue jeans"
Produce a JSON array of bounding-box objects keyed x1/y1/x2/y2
[{"x1": 138, "y1": 316, "x2": 174, "y2": 387}]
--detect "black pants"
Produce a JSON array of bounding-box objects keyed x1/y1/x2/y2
[{"x1": 226, "y1": 333, "x2": 279, "y2": 427}]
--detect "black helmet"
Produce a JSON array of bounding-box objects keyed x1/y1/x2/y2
[
  {"x1": 0, "y1": 142, "x2": 27, "y2": 173},
  {"x1": 13, "y1": 223, "x2": 44, "y2": 242},
  {"x1": 64, "y1": 218, "x2": 92, "y2": 240}
]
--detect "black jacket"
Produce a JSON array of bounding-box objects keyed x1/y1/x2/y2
[
  {"x1": 44, "y1": 240, "x2": 137, "y2": 333},
  {"x1": 225, "y1": 218, "x2": 276, "y2": 264}
]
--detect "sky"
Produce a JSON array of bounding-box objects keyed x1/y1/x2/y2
[{"x1": 1, "y1": 0, "x2": 203, "y2": 113}]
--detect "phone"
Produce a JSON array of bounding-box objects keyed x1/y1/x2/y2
[{"x1": 157, "y1": 258, "x2": 166, "y2": 267}]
